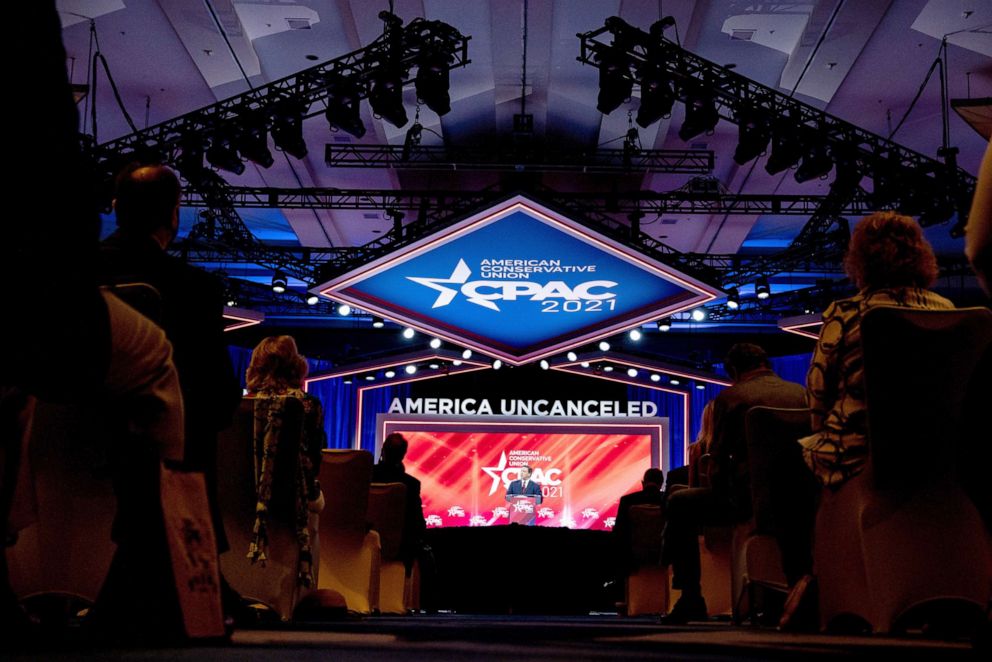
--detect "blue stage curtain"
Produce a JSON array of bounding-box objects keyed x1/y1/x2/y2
[
  {"x1": 304, "y1": 378, "x2": 410, "y2": 451},
  {"x1": 770, "y1": 353, "x2": 813, "y2": 386},
  {"x1": 626, "y1": 386, "x2": 687, "y2": 469}
]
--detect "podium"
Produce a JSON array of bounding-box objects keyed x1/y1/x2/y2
[{"x1": 508, "y1": 495, "x2": 539, "y2": 526}]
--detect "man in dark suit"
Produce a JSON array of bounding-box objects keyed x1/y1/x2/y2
[
  {"x1": 612, "y1": 468, "x2": 666, "y2": 577},
  {"x1": 372, "y1": 433, "x2": 427, "y2": 573},
  {"x1": 505, "y1": 465, "x2": 543, "y2": 504},
  {"x1": 660, "y1": 343, "x2": 806, "y2": 624}
]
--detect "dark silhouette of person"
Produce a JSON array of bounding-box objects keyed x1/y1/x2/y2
[{"x1": 372, "y1": 433, "x2": 427, "y2": 572}]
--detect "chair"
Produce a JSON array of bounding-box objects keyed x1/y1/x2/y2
[
  {"x1": 313, "y1": 449, "x2": 381, "y2": 614},
  {"x1": 733, "y1": 406, "x2": 816, "y2": 624},
  {"x1": 624, "y1": 504, "x2": 669, "y2": 616},
  {"x1": 216, "y1": 397, "x2": 317, "y2": 621},
  {"x1": 814, "y1": 307, "x2": 992, "y2": 634},
  {"x1": 367, "y1": 482, "x2": 419, "y2": 614}
]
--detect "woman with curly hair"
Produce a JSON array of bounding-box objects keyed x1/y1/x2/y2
[
  {"x1": 245, "y1": 336, "x2": 326, "y2": 586},
  {"x1": 799, "y1": 212, "x2": 953, "y2": 489}
]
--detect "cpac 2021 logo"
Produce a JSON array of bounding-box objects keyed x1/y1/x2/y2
[
  {"x1": 481, "y1": 452, "x2": 562, "y2": 496},
  {"x1": 408, "y1": 259, "x2": 617, "y2": 313}
]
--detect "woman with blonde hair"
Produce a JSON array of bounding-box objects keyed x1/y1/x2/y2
[
  {"x1": 688, "y1": 401, "x2": 715, "y2": 488},
  {"x1": 245, "y1": 335, "x2": 326, "y2": 586}
]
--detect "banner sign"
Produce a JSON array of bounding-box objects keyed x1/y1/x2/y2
[
  {"x1": 317, "y1": 195, "x2": 721, "y2": 364},
  {"x1": 387, "y1": 397, "x2": 658, "y2": 417}
]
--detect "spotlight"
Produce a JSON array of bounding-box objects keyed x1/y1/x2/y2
[
  {"x1": 429, "y1": 363, "x2": 440, "y2": 370},
  {"x1": 580, "y1": 362, "x2": 590, "y2": 368},
  {"x1": 206, "y1": 134, "x2": 245, "y2": 174},
  {"x1": 604, "y1": 366, "x2": 614, "y2": 372},
  {"x1": 670, "y1": 378, "x2": 680, "y2": 385},
  {"x1": 596, "y1": 48, "x2": 633, "y2": 115},
  {"x1": 369, "y1": 67, "x2": 408, "y2": 128},
  {"x1": 657, "y1": 317, "x2": 672, "y2": 332},
  {"x1": 452, "y1": 360, "x2": 462, "y2": 366},
  {"x1": 235, "y1": 119, "x2": 274, "y2": 168},
  {"x1": 405, "y1": 365, "x2": 417, "y2": 375},
  {"x1": 696, "y1": 383, "x2": 706, "y2": 390},
  {"x1": 306, "y1": 293, "x2": 320, "y2": 306},
  {"x1": 733, "y1": 110, "x2": 771, "y2": 165},
  {"x1": 678, "y1": 91, "x2": 719, "y2": 141},
  {"x1": 337, "y1": 304, "x2": 352, "y2": 316},
  {"x1": 492, "y1": 359, "x2": 502, "y2": 370},
  {"x1": 365, "y1": 375, "x2": 375, "y2": 381},
  {"x1": 566, "y1": 351, "x2": 578, "y2": 362},
  {"x1": 830, "y1": 147, "x2": 863, "y2": 196},
  {"x1": 765, "y1": 123, "x2": 803, "y2": 175},
  {"x1": 691, "y1": 308, "x2": 707, "y2": 322},
  {"x1": 599, "y1": 341, "x2": 611, "y2": 351},
  {"x1": 402, "y1": 327, "x2": 415, "y2": 339},
  {"x1": 794, "y1": 141, "x2": 833, "y2": 183},
  {"x1": 462, "y1": 349, "x2": 473, "y2": 359},
  {"x1": 402, "y1": 122, "x2": 422, "y2": 161},
  {"x1": 628, "y1": 329, "x2": 643, "y2": 341},
  {"x1": 271, "y1": 104, "x2": 308, "y2": 159},
  {"x1": 627, "y1": 368, "x2": 638, "y2": 378},
  {"x1": 225, "y1": 295, "x2": 237, "y2": 308},
  {"x1": 385, "y1": 370, "x2": 396, "y2": 378},
  {"x1": 429, "y1": 338, "x2": 442, "y2": 349},
  {"x1": 540, "y1": 360, "x2": 550, "y2": 370},
  {"x1": 271, "y1": 272, "x2": 287, "y2": 293},
  {"x1": 343, "y1": 377, "x2": 353, "y2": 384},
  {"x1": 650, "y1": 373, "x2": 661, "y2": 382},
  {"x1": 755, "y1": 276, "x2": 771, "y2": 300},
  {"x1": 176, "y1": 141, "x2": 206, "y2": 182},
  {"x1": 372, "y1": 316, "x2": 385, "y2": 328},
  {"x1": 726, "y1": 287, "x2": 740, "y2": 310},
  {"x1": 636, "y1": 63, "x2": 675, "y2": 128},
  {"x1": 325, "y1": 77, "x2": 366, "y2": 138},
  {"x1": 415, "y1": 51, "x2": 453, "y2": 115}
]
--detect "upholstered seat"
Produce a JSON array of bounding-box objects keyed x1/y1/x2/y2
[{"x1": 623, "y1": 503, "x2": 669, "y2": 616}]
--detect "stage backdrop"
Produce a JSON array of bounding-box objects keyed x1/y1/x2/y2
[{"x1": 379, "y1": 416, "x2": 665, "y2": 531}]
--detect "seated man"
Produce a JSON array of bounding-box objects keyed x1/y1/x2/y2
[
  {"x1": 612, "y1": 468, "x2": 666, "y2": 577},
  {"x1": 660, "y1": 343, "x2": 805, "y2": 624},
  {"x1": 372, "y1": 433, "x2": 426, "y2": 573}
]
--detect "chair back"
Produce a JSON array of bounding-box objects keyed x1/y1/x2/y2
[
  {"x1": 861, "y1": 307, "x2": 992, "y2": 490},
  {"x1": 744, "y1": 406, "x2": 814, "y2": 534},
  {"x1": 368, "y1": 482, "x2": 408, "y2": 562},
  {"x1": 627, "y1": 504, "x2": 664, "y2": 566},
  {"x1": 103, "y1": 282, "x2": 162, "y2": 323},
  {"x1": 319, "y1": 450, "x2": 374, "y2": 532}
]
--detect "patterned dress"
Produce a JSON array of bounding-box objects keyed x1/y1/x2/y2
[{"x1": 799, "y1": 287, "x2": 953, "y2": 488}]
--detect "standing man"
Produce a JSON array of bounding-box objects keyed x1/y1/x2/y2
[{"x1": 660, "y1": 343, "x2": 805, "y2": 624}]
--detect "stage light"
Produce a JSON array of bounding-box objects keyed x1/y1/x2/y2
[
  {"x1": 765, "y1": 123, "x2": 803, "y2": 175},
  {"x1": 726, "y1": 287, "x2": 740, "y2": 310},
  {"x1": 755, "y1": 276, "x2": 771, "y2": 300},
  {"x1": 235, "y1": 120, "x2": 274, "y2": 168},
  {"x1": 206, "y1": 134, "x2": 245, "y2": 174},
  {"x1": 603, "y1": 366, "x2": 614, "y2": 372},
  {"x1": 271, "y1": 104, "x2": 308, "y2": 159},
  {"x1": 337, "y1": 304, "x2": 352, "y2": 316},
  {"x1": 580, "y1": 362, "x2": 590, "y2": 368},
  {"x1": 176, "y1": 142, "x2": 206, "y2": 182},
  {"x1": 372, "y1": 316, "x2": 385, "y2": 328},
  {"x1": 678, "y1": 92, "x2": 719, "y2": 141},
  {"x1": 271, "y1": 272, "x2": 287, "y2": 293},
  {"x1": 636, "y1": 63, "x2": 675, "y2": 128},
  {"x1": 343, "y1": 377, "x2": 353, "y2": 384},
  {"x1": 452, "y1": 360, "x2": 462, "y2": 366},
  {"x1": 696, "y1": 383, "x2": 706, "y2": 390},
  {"x1": 402, "y1": 122, "x2": 422, "y2": 161},
  {"x1": 540, "y1": 360, "x2": 550, "y2": 370},
  {"x1": 402, "y1": 327, "x2": 415, "y2": 339},
  {"x1": 670, "y1": 378, "x2": 680, "y2": 385},
  {"x1": 415, "y1": 51, "x2": 453, "y2": 115},
  {"x1": 691, "y1": 308, "x2": 707, "y2": 322},
  {"x1": 365, "y1": 375, "x2": 375, "y2": 381},
  {"x1": 462, "y1": 349, "x2": 473, "y2": 359},
  {"x1": 733, "y1": 110, "x2": 771, "y2": 165},
  {"x1": 492, "y1": 359, "x2": 503, "y2": 370},
  {"x1": 306, "y1": 293, "x2": 320, "y2": 306},
  {"x1": 385, "y1": 370, "x2": 396, "y2": 378},
  {"x1": 429, "y1": 338, "x2": 442, "y2": 349},
  {"x1": 830, "y1": 147, "x2": 863, "y2": 196},
  {"x1": 405, "y1": 365, "x2": 417, "y2": 375},
  {"x1": 369, "y1": 67, "x2": 408, "y2": 128},
  {"x1": 596, "y1": 48, "x2": 632, "y2": 115},
  {"x1": 429, "y1": 363, "x2": 440, "y2": 370},
  {"x1": 650, "y1": 373, "x2": 661, "y2": 382},
  {"x1": 325, "y1": 77, "x2": 366, "y2": 138},
  {"x1": 794, "y1": 141, "x2": 833, "y2": 183},
  {"x1": 628, "y1": 328, "x2": 643, "y2": 341},
  {"x1": 567, "y1": 351, "x2": 578, "y2": 362},
  {"x1": 657, "y1": 317, "x2": 672, "y2": 332},
  {"x1": 225, "y1": 295, "x2": 237, "y2": 308},
  {"x1": 627, "y1": 368, "x2": 638, "y2": 378},
  {"x1": 599, "y1": 341, "x2": 611, "y2": 352}
]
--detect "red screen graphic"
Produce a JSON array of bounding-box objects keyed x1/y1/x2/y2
[{"x1": 394, "y1": 430, "x2": 655, "y2": 531}]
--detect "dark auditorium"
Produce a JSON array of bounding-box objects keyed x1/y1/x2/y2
[{"x1": 5, "y1": 1, "x2": 992, "y2": 659}]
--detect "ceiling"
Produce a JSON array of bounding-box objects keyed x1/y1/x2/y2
[{"x1": 58, "y1": 0, "x2": 992, "y2": 361}]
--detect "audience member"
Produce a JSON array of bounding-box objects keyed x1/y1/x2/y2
[
  {"x1": 965, "y1": 141, "x2": 992, "y2": 296},
  {"x1": 688, "y1": 401, "x2": 715, "y2": 488},
  {"x1": 372, "y1": 433, "x2": 428, "y2": 574},
  {"x1": 612, "y1": 468, "x2": 666, "y2": 577},
  {"x1": 799, "y1": 212, "x2": 953, "y2": 488},
  {"x1": 245, "y1": 336, "x2": 326, "y2": 586},
  {"x1": 660, "y1": 343, "x2": 805, "y2": 624}
]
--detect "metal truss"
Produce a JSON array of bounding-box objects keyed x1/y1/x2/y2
[
  {"x1": 576, "y1": 18, "x2": 977, "y2": 224},
  {"x1": 323, "y1": 144, "x2": 714, "y2": 173}
]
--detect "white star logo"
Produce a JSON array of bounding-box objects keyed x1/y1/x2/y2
[
  {"x1": 407, "y1": 259, "x2": 501, "y2": 311},
  {"x1": 481, "y1": 451, "x2": 508, "y2": 495}
]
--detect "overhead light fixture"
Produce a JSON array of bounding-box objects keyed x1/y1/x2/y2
[
  {"x1": 385, "y1": 370, "x2": 396, "y2": 378},
  {"x1": 369, "y1": 67, "x2": 408, "y2": 128},
  {"x1": 765, "y1": 122, "x2": 803, "y2": 175},
  {"x1": 405, "y1": 364, "x2": 417, "y2": 375},
  {"x1": 599, "y1": 340, "x2": 611, "y2": 351},
  {"x1": 206, "y1": 134, "x2": 245, "y2": 174},
  {"x1": 830, "y1": 146, "x2": 863, "y2": 196},
  {"x1": 670, "y1": 378, "x2": 680, "y2": 385},
  {"x1": 733, "y1": 110, "x2": 771, "y2": 165},
  {"x1": 429, "y1": 363, "x2": 440, "y2": 370},
  {"x1": 492, "y1": 359, "x2": 503, "y2": 370},
  {"x1": 691, "y1": 308, "x2": 707, "y2": 322},
  {"x1": 402, "y1": 327, "x2": 416, "y2": 339},
  {"x1": 402, "y1": 122, "x2": 422, "y2": 161},
  {"x1": 271, "y1": 103, "x2": 308, "y2": 159},
  {"x1": 695, "y1": 383, "x2": 706, "y2": 390},
  {"x1": 235, "y1": 119, "x2": 274, "y2": 168},
  {"x1": 580, "y1": 362, "x2": 590, "y2": 368},
  {"x1": 603, "y1": 365, "x2": 614, "y2": 372},
  {"x1": 628, "y1": 328, "x2": 643, "y2": 341},
  {"x1": 306, "y1": 293, "x2": 320, "y2": 306},
  {"x1": 429, "y1": 338, "x2": 442, "y2": 349},
  {"x1": 794, "y1": 140, "x2": 833, "y2": 183},
  {"x1": 726, "y1": 287, "x2": 740, "y2": 310},
  {"x1": 627, "y1": 368, "x2": 638, "y2": 378},
  {"x1": 755, "y1": 276, "x2": 771, "y2": 300},
  {"x1": 566, "y1": 351, "x2": 578, "y2": 362},
  {"x1": 343, "y1": 377, "x2": 353, "y2": 385},
  {"x1": 461, "y1": 349, "x2": 473, "y2": 359},
  {"x1": 325, "y1": 77, "x2": 366, "y2": 138},
  {"x1": 271, "y1": 271, "x2": 288, "y2": 293},
  {"x1": 337, "y1": 304, "x2": 352, "y2": 316},
  {"x1": 225, "y1": 295, "x2": 238, "y2": 308},
  {"x1": 636, "y1": 63, "x2": 675, "y2": 128},
  {"x1": 540, "y1": 360, "x2": 550, "y2": 370},
  {"x1": 372, "y1": 316, "x2": 385, "y2": 328},
  {"x1": 365, "y1": 375, "x2": 375, "y2": 381},
  {"x1": 657, "y1": 317, "x2": 672, "y2": 332},
  {"x1": 452, "y1": 359, "x2": 462, "y2": 366},
  {"x1": 415, "y1": 51, "x2": 453, "y2": 115},
  {"x1": 596, "y1": 48, "x2": 632, "y2": 115},
  {"x1": 678, "y1": 91, "x2": 719, "y2": 141},
  {"x1": 650, "y1": 373, "x2": 661, "y2": 382}
]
